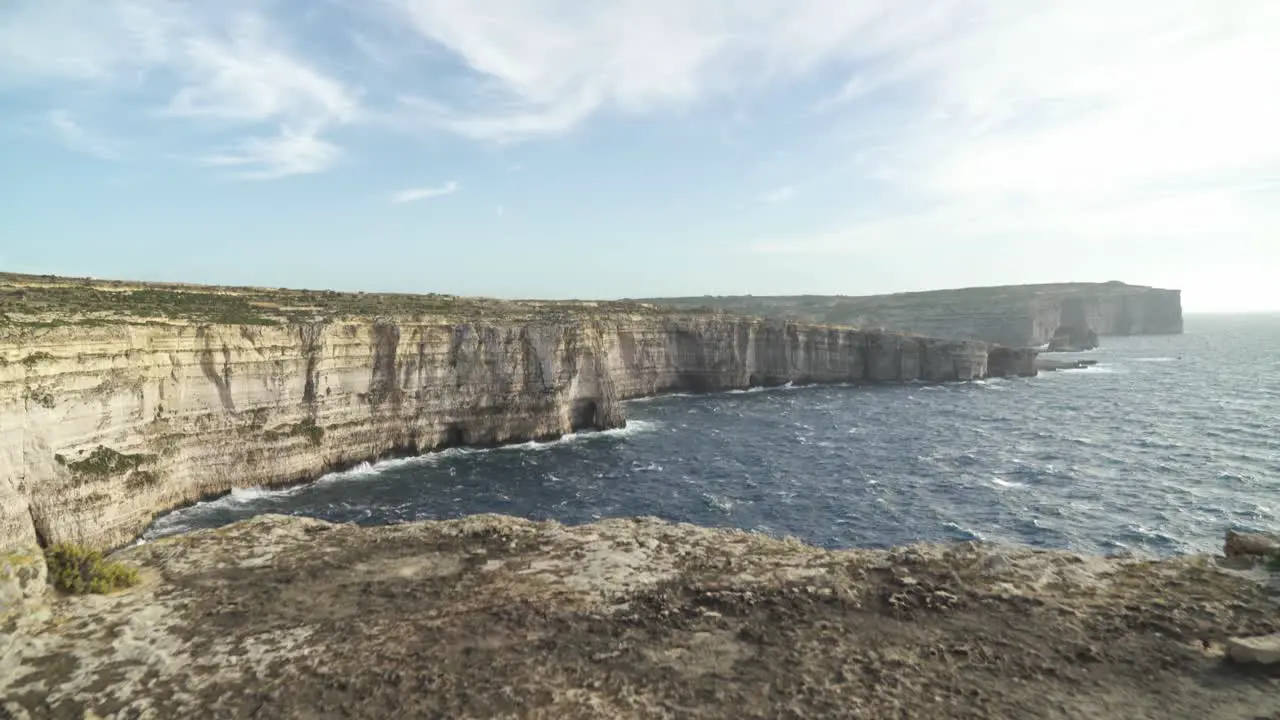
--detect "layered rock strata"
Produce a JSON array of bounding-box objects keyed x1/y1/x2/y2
[
  {"x1": 0, "y1": 313, "x2": 1032, "y2": 613},
  {"x1": 644, "y1": 282, "x2": 1184, "y2": 349},
  {"x1": 2, "y1": 514, "x2": 1277, "y2": 719}
]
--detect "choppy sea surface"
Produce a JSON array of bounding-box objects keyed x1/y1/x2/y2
[{"x1": 147, "y1": 314, "x2": 1280, "y2": 556}]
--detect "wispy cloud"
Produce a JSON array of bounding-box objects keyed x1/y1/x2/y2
[
  {"x1": 3, "y1": 0, "x2": 1278, "y2": 268},
  {"x1": 48, "y1": 110, "x2": 120, "y2": 159},
  {"x1": 200, "y1": 127, "x2": 341, "y2": 180},
  {"x1": 391, "y1": 181, "x2": 460, "y2": 204},
  {"x1": 3, "y1": 1, "x2": 357, "y2": 178},
  {"x1": 759, "y1": 185, "x2": 795, "y2": 205}
]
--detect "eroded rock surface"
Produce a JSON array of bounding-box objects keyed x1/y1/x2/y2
[{"x1": 2, "y1": 515, "x2": 1277, "y2": 719}]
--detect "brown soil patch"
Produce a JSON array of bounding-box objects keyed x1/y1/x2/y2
[{"x1": 2, "y1": 515, "x2": 1278, "y2": 719}]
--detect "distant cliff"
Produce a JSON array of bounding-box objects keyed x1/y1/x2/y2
[
  {"x1": 0, "y1": 274, "x2": 1037, "y2": 613},
  {"x1": 643, "y1": 282, "x2": 1184, "y2": 350}
]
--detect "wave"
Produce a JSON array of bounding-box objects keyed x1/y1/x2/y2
[
  {"x1": 1059, "y1": 364, "x2": 1118, "y2": 374},
  {"x1": 943, "y1": 521, "x2": 986, "y2": 541},
  {"x1": 624, "y1": 393, "x2": 693, "y2": 404},
  {"x1": 143, "y1": 421, "x2": 662, "y2": 540}
]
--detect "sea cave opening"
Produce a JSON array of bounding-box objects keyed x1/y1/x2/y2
[{"x1": 570, "y1": 399, "x2": 600, "y2": 432}]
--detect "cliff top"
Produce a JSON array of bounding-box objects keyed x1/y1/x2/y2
[
  {"x1": 0, "y1": 272, "x2": 718, "y2": 328},
  {"x1": 4, "y1": 514, "x2": 1277, "y2": 718},
  {"x1": 641, "y1": 281, "x2": 1181, "y2": 314}
]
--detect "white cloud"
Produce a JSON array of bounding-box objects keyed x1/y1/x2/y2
[
  {"x1": 382, "y1": 0, "x2": 917, "y2": 141},
  {"x1": 166, "y1": 16, "x2": 356, "y2": 125},
  {"x1": 200, "y1": 126, "x2": 340, "y2": 179},
  {"x1": 48, "y1": 110, "x2": 120, "y2": 159},
  {"x1": 2, "y1": 1, "x2": 356, "y2": 178},
  {"x1": 3, "y1": 0, "x2": 1278, "y2": 267},
  {"x1": 0, "y1": 1, "x2": 176, "y2": 83},
  {"x1": 759, "y1": 185, "x2": 795, "y2": 205},
  {"x1": 391, "y1": 181, "x2": 460, "y2": 204},
  {"x1": 745, "y1": 0, "x2": 1280, "y2": 256}
]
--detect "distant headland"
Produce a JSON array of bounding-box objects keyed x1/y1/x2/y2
[{"x1": 641, "y1": 281, "x2": 1184, "y2": 351}]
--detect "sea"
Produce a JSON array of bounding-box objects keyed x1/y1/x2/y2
[{"x1": 145, "y1": 314, "x2": 1280, "y2": 557}]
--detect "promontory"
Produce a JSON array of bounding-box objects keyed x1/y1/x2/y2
[{"x1": 643, "y1": 281, "x2": 1184, "y2": 351}]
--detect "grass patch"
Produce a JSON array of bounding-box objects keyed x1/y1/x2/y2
[
  {"x1": 67, "y1": 445, "x2": 155, "y2": 477},
  {"x1": 263, "y1": 418, "x2": 326, "y2": 446},
  {"x1": 125, "y1": 470, "x2": 161, "y2": 491},
  {"x1": 295, "y1": 417, "x2": 325, "y2": 446},
  {"x1": 45, "y1": 543, "x2": 140, "y2": 594},
  {"x1": 20, "y1": 351, "x2": 53, "y2": 367}
]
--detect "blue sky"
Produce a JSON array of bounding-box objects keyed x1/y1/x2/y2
[{"x1": 2, "y1": 1, "x2": 1278, "y2": 310}]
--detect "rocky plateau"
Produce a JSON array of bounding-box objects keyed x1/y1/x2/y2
[{"x1": 1, "y1": 515, "x2": 1277, "y2": 719}]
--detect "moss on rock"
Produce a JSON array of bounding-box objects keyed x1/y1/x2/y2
[{"x1": 67, "y1": 445, "x2": 155, "y2": 477}]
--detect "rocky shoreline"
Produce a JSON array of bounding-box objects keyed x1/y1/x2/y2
[{"x1": 2, "y1": 516, "x2": 1277, "y2": 719}]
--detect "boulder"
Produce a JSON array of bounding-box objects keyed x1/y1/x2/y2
[
  {"x1": 1222, "y1": 530, "x2": 1279, "y2": 558},
  {"x1": 1226, "y1": 634, "x2": 1280, "y2": 666}
]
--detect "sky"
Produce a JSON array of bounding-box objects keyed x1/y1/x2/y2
[{"x1": 1, "y1": 1, "x2": 1278, "y2": 311}]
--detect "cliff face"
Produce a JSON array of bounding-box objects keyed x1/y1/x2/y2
[
  {"x1": 644, "y1": 282, "x2": 1184, "y2": 349},
  {"x1": 0, "y1": 314, "x2": 1025, "y2": 610}
]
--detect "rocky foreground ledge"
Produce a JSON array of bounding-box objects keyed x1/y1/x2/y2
[{"x1": 2, "y1": 516, "x2": 1278, "y2": 719}]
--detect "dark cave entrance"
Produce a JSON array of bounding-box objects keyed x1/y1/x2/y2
[
  {"x1": 443, "y1": 424, "x2": 466, "y2": 447},
  {"x1": 748, "y1": 374, "x2": 762, "y2": 388},
  {"x1": 570, "y1": 399, "x2": 600, "y2": 432}
]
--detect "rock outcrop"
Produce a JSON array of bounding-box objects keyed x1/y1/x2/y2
[
  {"x1": 644, "y1": 282, "x2": 1184, "y2": 349},
  {"x1": 0, "y1": 274, "x2": 1037, "y2": 615},
  {"x1": 2, "y1": 514, "x2": 1278, "y2": 719}
]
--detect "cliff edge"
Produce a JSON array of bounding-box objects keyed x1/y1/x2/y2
[
  {"x1": 643, "y1": 281, "x2": 1184, "y2": 350},
  {"x1": 0, "y1": 274, "x2": 1036, "y2": 614},
  {"x1": 2, "y1": 515, "x2": 1277, "y2": 719}
]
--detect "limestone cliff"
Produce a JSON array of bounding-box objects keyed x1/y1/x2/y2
[
  {"x1": 0, "y1": 305, "x2": 1035, "y2": 614},
  {"x1": 643, "y1": 282, "x2": 1184, "y2": 349}
]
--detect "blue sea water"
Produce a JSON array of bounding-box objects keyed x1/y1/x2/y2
[{"x1": 146, "y1": 314, "x2": 1280, "y2": 556}]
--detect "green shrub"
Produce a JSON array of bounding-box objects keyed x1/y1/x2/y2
[{"x1": 44, "y1": 543, "x2": 140, "y2": 594}]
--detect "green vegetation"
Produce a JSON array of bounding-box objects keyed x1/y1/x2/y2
[
  {"x1": 263, "y1": 417, "x2": 326, "y2": 446},
  {"x1": 295, "y1": 417, "x2": 325, "y2": 446},
  {"x1": 1267, "y1": 551, "x2": 1280, "y2": 572},
  {"x1": 45, "y1": 543, "x2": 140, "y2": 594},
  {"x1": 125, "y1": 470, "x2": 161, "y2": 491},
  {"x1": 23, "y1": 388, "x2": 56, "y2": 408},
  {"x1": 67, "y1": 445, "x2": 155, "y2": 477},
  {"x1": 1, "y1": 272, "x2": 703, "y2": 328},
  {"x1": 20, "y1": 351, "x2": 53, "y2": 366}
]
